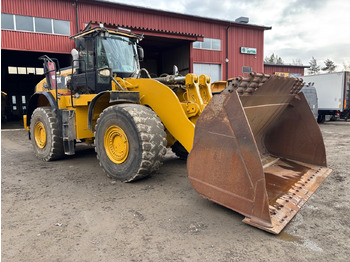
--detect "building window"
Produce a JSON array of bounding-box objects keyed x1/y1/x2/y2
[
  {"x1": 7, "y1": 66, "x2": 45, "y2": 75},
  {"x1": 8, "y1": 66, "x2": 18, "y2": 74},
  {"x1": 35, "y1": 17, "x2": 52, "y2": 34},
  {"x1": 36, "y1": 68, "x2": 44, "y2": 75},
  {"x1": 27, "y1": 67, "x2": 36, "y2": 74},
  {"x1": 193, "y1": 38, "x2": 221, "y2": 51},
  {"x1": 1, "y1": 13, "x2": 14, "y2": 30},
  {"x1": 53, "y1": 19, "x2": 70, "y2": 35},
  {"x1": 242, "y1": 66, "x2": 252, "y2": 74},
  {"x1": 17, "y1": 67, "x2": 27, "y2": 74},
  {"x1": 1, "y1": 13, "x2": 70, "y2": 35},
  {"x1": 15, "y1": 15, "x2": 34, "y2": 32}
]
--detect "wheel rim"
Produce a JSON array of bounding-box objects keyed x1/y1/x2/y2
[
  {"x1": 104, "y1": 125, "x2": 129, "y2": 164},
  {"x1": 34, "y1": 121, "x2": 47, "y2": 148}
]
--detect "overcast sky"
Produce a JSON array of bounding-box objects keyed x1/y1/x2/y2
[{"x1": 107, "y1": 0, "x2": 350, "y2": 70}]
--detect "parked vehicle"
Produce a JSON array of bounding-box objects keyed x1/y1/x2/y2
[
  {"x1": 300, "y1": 83, "x2": 318, "y2": 119},
  {"x1": 302, "y1": 72, "x2": 350, "y2": 123}
]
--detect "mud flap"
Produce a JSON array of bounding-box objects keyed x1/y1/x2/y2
[{"x1": 187, "y1": 74, "x2": 332, "y2": 234}]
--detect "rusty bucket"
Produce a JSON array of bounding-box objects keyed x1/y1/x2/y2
[{"x1": 187, "y1": 73, "x2": 331, "y2": 234}]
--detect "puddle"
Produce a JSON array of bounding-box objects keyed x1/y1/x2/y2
[
  {"x1": 278, "y1": 231, "x2": 304, "y2": 244},
  {"x1": 278, "y1": 231, "x2": 324, "y2": 252}
]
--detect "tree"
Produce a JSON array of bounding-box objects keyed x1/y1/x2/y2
[
  {"x1": 264, "y1": 53, "x2": 284, "y2": 64},
  {"x1": 308, "y1": 57, "x2": 320, "y2": 75},
  {"x1": 343, "y1": 62, "x2": 350, "y2": 71},
  {"x1": 292, "y1": 59, "x2": 302, "y2": 65},
  {"x1": 322, "y1": 59, "x2": 337, "y2": 73}
]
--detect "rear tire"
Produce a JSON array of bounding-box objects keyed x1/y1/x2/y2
[
  {"x1": 317, "y1": 114, "x2": 325, "y2": 124},
  {"x1": 94, "y1": 104, "x2": 167, "y2": 182},
  {"x1": 30, "y1": 107, "x2": 64, "y2": 161}
]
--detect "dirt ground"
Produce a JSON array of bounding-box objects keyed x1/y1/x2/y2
[{"x1": 1, "y1": 121, "x2": 350, "y2": 262}]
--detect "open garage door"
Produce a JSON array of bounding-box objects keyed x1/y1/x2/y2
[
  {"x1": 139, "y1": 35, "x2": 190, "y2": 77},
  {"x1": 1, "y1": 50, "x2": 70, "y2": 122}
]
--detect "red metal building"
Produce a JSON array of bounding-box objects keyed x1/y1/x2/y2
[
  {"x1": 264, "y1": 63, "x2": 309, "y2": 77},
  {"x1": 1, "y1": 0, "x2": 270, "y2": 120}
]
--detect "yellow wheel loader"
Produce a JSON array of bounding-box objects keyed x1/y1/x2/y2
[{"x1": 24, "y1": 25, "x2": 331, "y2": 234}]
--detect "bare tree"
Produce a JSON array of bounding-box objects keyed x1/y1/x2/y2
[
  {"x1": 292, "y1": 59, "x2": 302, "y2": 65},
  {"x1": 343, "y1": 62, "x2": 350, "y2": 71}
]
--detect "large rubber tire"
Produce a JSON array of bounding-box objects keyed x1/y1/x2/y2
[
  {"x1": 30, "y1": 107, "x2": 64, "y2": 161},
  {"x1": 94, "y1": 104, "x2": 167, "y2": 182},
  {"x1": 317, "y1": 114, "x2": 325, "y2": 124},
  {"x1": 171, "y1": 141, "x2": 188, "y2": 160}
]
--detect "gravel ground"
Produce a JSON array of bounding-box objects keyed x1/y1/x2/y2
[{"x1": 1, "y1": 121, "x2": 350, "y2": 261}]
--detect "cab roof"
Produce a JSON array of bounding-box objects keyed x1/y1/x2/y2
[{"x1": 70, "y1": 22, "x2": 143, "y2": 41}]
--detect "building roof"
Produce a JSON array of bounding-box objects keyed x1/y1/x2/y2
[
  {"x1": 264, "y1": 63, "x2": 310, "y2": 68},
  {"x1": 91, "y1": 0, "x2": 272, "y2": 30}
]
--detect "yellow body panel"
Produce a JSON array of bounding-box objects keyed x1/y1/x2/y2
[
  {"x1": 125, "y1": 78, "x2": 196, "y2": 152},
  {"x1": 30, "y1": 69, "x2": 212, "y2": 151},
  {"x1": 57, "y1": 94, "x2": 95, "y2": 139},
  {"x1": 211, "y1": 81, "x2": 227, "y2": 93}
]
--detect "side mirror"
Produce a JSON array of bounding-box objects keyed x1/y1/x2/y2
[
  {"x1": 97, "y1": 67, "x2": 111, "y2": 77},
  {"x1": 173, "y1": 65, "x2": 179, "y2": 76},
  {"x1": 137, "y1": 46, "x2": 144, "y2": 62}
]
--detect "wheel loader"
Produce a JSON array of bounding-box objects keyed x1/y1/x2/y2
[{"x1": 24, "y1": 24, "x2": 331, "y2": 234}]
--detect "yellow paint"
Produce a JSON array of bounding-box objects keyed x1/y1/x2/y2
[
  {"x1": 34, "y1": 121, "x2": 46, "y2": 148},
  {"x1": 32, "y1": 72, "x2": 214, "y2": 152},
  {"x1": 70, "y1": 28, "x2": 139, "y2": 40},
  {"x1": 275, "y1": 72, "x2": 289, "y2": 77},
  {"x1": 73, "y1": 106, "x2": 94, "y2": 139},
  {"x1": 35, "y1": 68, "x2": 74, "y2": 93},
  {"x1": 199, "y1": 75, "x2": 213, "y2": 104},
  {"x1": 104, "y1": 125, "x2": 129, "y2": 164},
  {"x1": 123, "y1": 76, "x2": 212, "y2": 152},
  {"x1": 57, "y1": 95, "x2": 95, "y2": 139},
  {"x1": 211, "y1": 81, "x2": 227, "y2": 93},
  {"x1": 185, "y1": 74, "x2": 205, "y2": 112},
  {"x1": 23, "y1": 115, "x2": 29, "y2": 131}
]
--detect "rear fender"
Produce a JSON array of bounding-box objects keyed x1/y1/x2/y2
[{"x1": 26, "y1": 92, "x2": 58, "y2": 128}]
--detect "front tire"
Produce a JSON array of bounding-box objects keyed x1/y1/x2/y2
[
  {"x1": 95, "y1": 104, "x2": 167, "y2": 182},
  {"x1": 30, "y1": 107, "x2": 64, "y2": 161}
]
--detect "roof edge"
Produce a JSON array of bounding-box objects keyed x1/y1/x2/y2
[
  {"x1": 264, "y1": 63, "x2": 310, "y2": 68},
  {"x1": 89, "y1": 0, "x2": 272, "y2": 30}
]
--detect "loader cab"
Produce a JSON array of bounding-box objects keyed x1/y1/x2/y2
[{"x1": 70, "y1": 27, "x2": 143, "y2": 94}]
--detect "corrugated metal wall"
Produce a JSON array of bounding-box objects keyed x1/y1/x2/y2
[
  {"x1": 264, "y1": 64, "x2": 305, "y2": 76},
  {"x1": 2, "y1": 0, "x2": 75, "y2": 20},
  {"x1": 227, "y1": 27, "x2": 264, "y2": 77},
  {"x1": 78, "y1": 0, "x2": 266, "y2": 77},
  {"x1": 1, "y1": 0, "x2": 76, "y2": 53},
  {"x1": 1, "y1": 0, "x2": 268, "y2": 76}
]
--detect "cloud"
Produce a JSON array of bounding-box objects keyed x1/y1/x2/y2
[{"x1": 108, "y1": 0, "x2": 350, "y2": 67}]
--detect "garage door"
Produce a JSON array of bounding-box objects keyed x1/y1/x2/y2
[{"x1": 193, "y1": 63, "x2": 221, "y2": 82}]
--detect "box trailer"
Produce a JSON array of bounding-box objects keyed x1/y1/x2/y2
[{"x1": 302, "y1": 71, "x2": 350, "y2": 123}]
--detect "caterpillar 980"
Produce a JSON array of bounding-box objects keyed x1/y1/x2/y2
[{"x1": 24, "y1": 24, "x2": 331, "y2": 234}]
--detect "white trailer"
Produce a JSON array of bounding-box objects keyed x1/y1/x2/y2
[{"x1": 302, "y1": 71, "x2": 350, "y2": 123}]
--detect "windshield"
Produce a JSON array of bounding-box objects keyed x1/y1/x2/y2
[{"x1": 97, "y1": 35, "x2": 139, "y2": 74}]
